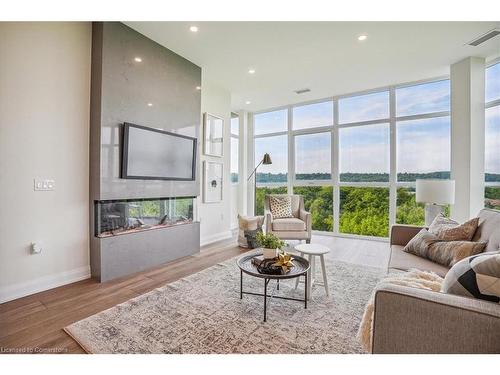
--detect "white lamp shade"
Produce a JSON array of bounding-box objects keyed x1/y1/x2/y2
[{"x1": 416, "y1": 179, "x2": 455, "y2": 205}]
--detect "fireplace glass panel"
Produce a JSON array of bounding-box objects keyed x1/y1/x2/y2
[{"x1": 95, "y1": 197, "x2": 194, "y2": 237}]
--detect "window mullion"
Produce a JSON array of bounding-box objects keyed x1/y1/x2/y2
[
  {"x1": 333, "y1": 98, "x2": 340, "y2": 235},
  {"x1": 389, "y1": 87, "x2": 397, "y2": 227}
]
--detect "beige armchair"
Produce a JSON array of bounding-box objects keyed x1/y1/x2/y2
[{"x1": 264, "y1": 194, "x2": 311, "y2": 243}]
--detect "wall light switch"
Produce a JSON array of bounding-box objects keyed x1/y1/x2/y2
[{"x1": 34, "y1": 178, "x2": 55, "y2": 191}]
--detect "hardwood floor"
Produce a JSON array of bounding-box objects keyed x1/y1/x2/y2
[{"x1": 0, "y1": 235, "x2": 389, "y2": 354}]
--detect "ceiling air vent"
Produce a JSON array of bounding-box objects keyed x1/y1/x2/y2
[
  {"x1": 294, "y1": 88, "x2": 311, "y2": 94},
  {"x1": 468, "y1": 29, "x2": 500, "y2": 46}
]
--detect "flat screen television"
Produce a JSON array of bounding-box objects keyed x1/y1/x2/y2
[{"x1": 121, "y1": 122, "x2": 197, "y2": 181}]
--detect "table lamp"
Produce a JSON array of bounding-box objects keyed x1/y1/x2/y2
[{"x1": 416, "y1": 179, "x2": 455, "y2": 226}]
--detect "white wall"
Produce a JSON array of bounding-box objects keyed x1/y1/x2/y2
[
  {"x1": 198, "y1": 78, "x2": 233, "y2": 245},
  {"x1": 0, "y1": 23, "x2": 92, "y2": 302}
]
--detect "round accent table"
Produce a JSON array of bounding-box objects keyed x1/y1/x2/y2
[
  {"x1": 237, "y1": 251, "x2": 310, "y2": 322},
  {"x1": 294, "y1": 243, "x2": 330, "y2": 300}
]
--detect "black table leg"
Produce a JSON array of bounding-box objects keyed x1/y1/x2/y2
[
  {"x1": 240, "y1": 269, "x2": 243, "y2": 299},
  {"x1": 264, "y1": 278, "x2": 268, "y2": 322},
  {"x1": 277, "y1": 279, "x2": 280, "y2": 290},
  {"x1": 304, "y1": 272, "x2": 308, "y2": 309}
]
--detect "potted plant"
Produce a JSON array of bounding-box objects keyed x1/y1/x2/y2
[{"x1": 256, "y1": 232, "x2": 285, "y2": 259}]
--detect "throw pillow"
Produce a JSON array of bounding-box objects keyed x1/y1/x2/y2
[
  {"x1": 427, "y1": 240, "x2": 487, "y2": 267},
  {"x1": 244, "y1": 228, "x2": 263, "y2": 249},
  {"x1": 237, "y1": 215, "x2": 264, "y2": 248},
  {"x1": 269, "y1": 195, "x2": 293, "y2": 219},
  {"x1": 441, "y1": 252, "x2": 500, "y2": 303},
  {"x1": 403, "y1": 229, "x2": 487, "y2": 267},
  {"x1": 428, "y1": 214, "x2": 479, "y2": 241}
]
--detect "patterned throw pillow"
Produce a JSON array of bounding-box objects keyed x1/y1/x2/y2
[
  {"x1": 442, "y1": 252, "x2": 500, "y2": 303},
  {"x1": 269, "y1": 195, "x2": 293, "y2": 219},
  {"x1": 404, "y1": 229, "x2": 487, "y2": 267},
  {"x1": 428, "y1": 214, "x2": 479, "y2": 241}
]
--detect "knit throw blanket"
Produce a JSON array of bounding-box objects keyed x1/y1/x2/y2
[{"x1": 356, "y1": 269, "x2": 443, "y2": 352}]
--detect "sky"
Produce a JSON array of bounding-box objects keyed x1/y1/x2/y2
[{"x1": 252, "y1": 65, "x2": 500, "y2": 176}]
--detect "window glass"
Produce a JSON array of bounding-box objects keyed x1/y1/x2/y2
[
  {"x1": 397, "y1": 116, "x2": 451, "y2": 182},
  {"x1": 292, "y1": 101, "x2": 333, "y2": 130},
  {"x1": 293, "y1": 186, "x2": 333, "y2": 231},
  {"x1": 230, "y1": 116, "x2": 239, "y2": 136},
  {"x1": 486, "y1": 62, "x2": 500, "y2": 103},
  {"x1": 485, "y1": 106, "x2": 500, "y2": 180},
  {"x1": 254, "y1": 135, "x2": 288, "y2": 184},
  {"x1": 396, "y1": 80, "x2": 450, "y2": 117},
  {"x1": 254, "y1": 109, "x2": 288, "y2": 135},
  {"x1": 339, "y1": 187, "x2": 389, "y2": 237},
  {"x1": 231, "y1": 137, "x2": 239, "y2": 183},
  {"x1": 295, "y1": 132, "x2": 331, "y2": 180},
  {"x1": 338, "y1": 91, "x2": 389, "y2": 124},
  {"x1": 339, "y1": 123, "x2": 389, "y2": 182}
]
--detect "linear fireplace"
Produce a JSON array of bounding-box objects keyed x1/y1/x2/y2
[{"x1": 95, "y1": 197, "x2": 194, "y2": 238}]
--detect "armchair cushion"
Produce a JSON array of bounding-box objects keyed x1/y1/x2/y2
[{"x1": 272, "y1": 218, "x2": 306, "y2": 232}]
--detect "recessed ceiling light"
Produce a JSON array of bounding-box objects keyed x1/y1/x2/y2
[
  {"x1": 358, "y1": 35, "x2": 368, "y2": 41},
  {"x1": 190, "y1": 26, "x2": 198, "y2": 33},
  {"x1": 248, "y1": 69, "x2": 256, "y2": 74},
  {"x1": 134, "y1": 57, "x2": 142, "y2": 62},
  {"x1": 147, "y1": 103, "x2": 153, "y2": 107},
  {"x1": 196, "y1": 86, "x2": 201, "y2": 90},
  {"x1": 245, "y1": 101, "x2": 251, "y2": 105}
]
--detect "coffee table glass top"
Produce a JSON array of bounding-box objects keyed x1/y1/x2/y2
[{"x1": 237, "y1": 251, "x2": 310, "y2": 280}]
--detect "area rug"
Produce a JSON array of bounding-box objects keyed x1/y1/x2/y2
[{"x1": 65, "y1": 252, "x2": 383, "y2": 353}]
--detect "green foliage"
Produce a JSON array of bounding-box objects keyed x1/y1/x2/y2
[
  {"x1": 293, "y1": 186, "x2": 333, "y2": 231},
  {"x1": 485, "y1": 186, "x2": 500, "y2": 210},
  {"x1": 396, "y1": 187, "x2": 425, "y2": 226},
  {"x1": 256, "y1": 232, "x2": 285, "y2": 249},
  {"x1": 339, "y1": 187, "x2": 389, "y2": 237}
]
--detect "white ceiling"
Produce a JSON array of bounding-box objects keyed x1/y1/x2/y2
[{"x1": 126, "y1": 22, "x2": 500, "y2": 112}]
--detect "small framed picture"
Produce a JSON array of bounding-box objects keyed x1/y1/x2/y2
[
  {"x1": 203, "y1": 161, "x2": 223, "y2": 203},
  {"x1": 203, "y1": 113, "x2": 224, "y2": 157}
]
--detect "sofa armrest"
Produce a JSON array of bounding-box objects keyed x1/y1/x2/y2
[
  {"x1": 264, "y1": 210, "x2": 273, "y2": 233},
  {"x1": 299, "y1": 209, "x2": 311, "y2": 234},
  {"x1": 390, "y1": 224, "x2": 426, "y2": 246},
  {"x1": 372, "y1": 284, "x2": 500, "y2": 353}
]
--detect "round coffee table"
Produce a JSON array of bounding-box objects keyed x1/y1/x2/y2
[{"x1": 237, "y1": 251, "x2": 310, "y2": 322}]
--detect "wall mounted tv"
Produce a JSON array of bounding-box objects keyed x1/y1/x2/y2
[{"x1": 121, "y1": 123, "x2": 197, "y2": 181}]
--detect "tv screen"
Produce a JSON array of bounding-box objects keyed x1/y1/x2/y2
[{"x1": 122, "y1": 123, "x2": 197, "y2": 180}]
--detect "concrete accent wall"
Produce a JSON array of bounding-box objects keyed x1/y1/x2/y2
[
  {"x1": 450, "y1": 57, "x2": 486, "y2": 222},
  {"x1": 91, "y1": 22, "x2": 202, "y2": 201},
  {"x1": 0, "y1": 23, "x2": 92, "y2": 302}
]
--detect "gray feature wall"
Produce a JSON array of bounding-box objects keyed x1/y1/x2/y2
[
  {"x1": 90, "y1": 22, "x2": 202, "y2": 281},
  {"x1": 91, "y1": 22, "x2": 201, "y2": 201}
]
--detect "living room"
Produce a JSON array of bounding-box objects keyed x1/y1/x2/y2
[{"x1": 1, "y1": 0, "x2": 499, "y2": 372}]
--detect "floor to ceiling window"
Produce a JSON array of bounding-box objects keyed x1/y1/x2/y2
[
  {"x1": 254, "y1": 109, "x2": 288, "y2": 215},
  {"x1": 252, "y1": 76, "x2": 452, "y2": 238},
  {"x1": 485, "y1": 61, "x2": 500, "y2": 210}
]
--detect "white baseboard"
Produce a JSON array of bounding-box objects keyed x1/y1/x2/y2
[
  {"x1": 0, "y1": 265, "x2": 91, "y2": 303},
  {"x1": 200, "y1": 230, "x2": 233, "y2": 247}
]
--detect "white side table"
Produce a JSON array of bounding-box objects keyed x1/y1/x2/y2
[{"x1": 294, "y1": 243, "x2": 330, "y2": 300}]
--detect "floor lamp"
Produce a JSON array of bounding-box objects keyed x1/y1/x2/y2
[
  {"x1": 247, "y1": 153, "x2": 272, "y2": 215},
  {"x1": 416, "y1": 179, "x2": 455, "y2": 226}
]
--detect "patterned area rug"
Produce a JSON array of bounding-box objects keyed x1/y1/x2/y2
[{"x1": 65, "y1": 252, "x2": 383, "y2": 353}]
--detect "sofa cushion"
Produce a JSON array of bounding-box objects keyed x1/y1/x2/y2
[
  {"x1": 272, "y1": 218, "x2": 306, "y2": 231},
  {"x1": 428, "y1": 214, "x2": 479, "y2": 241},
  {"x1": 403, "y1": 229, "x2": 487, "y2": 267},
  {"x1": 472, "y1": 209, "x2": 500, "y2": 253},
  {"x1": 442, "y1": 252, "x2": 500, "y2": 303},
  {"x1": 389, "y1": 245, "x2": 450, "y2": 277}
]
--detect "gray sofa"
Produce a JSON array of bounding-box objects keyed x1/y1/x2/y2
[{"x1": 372, "y1": 208, "x2": 500, "y2": 353}]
